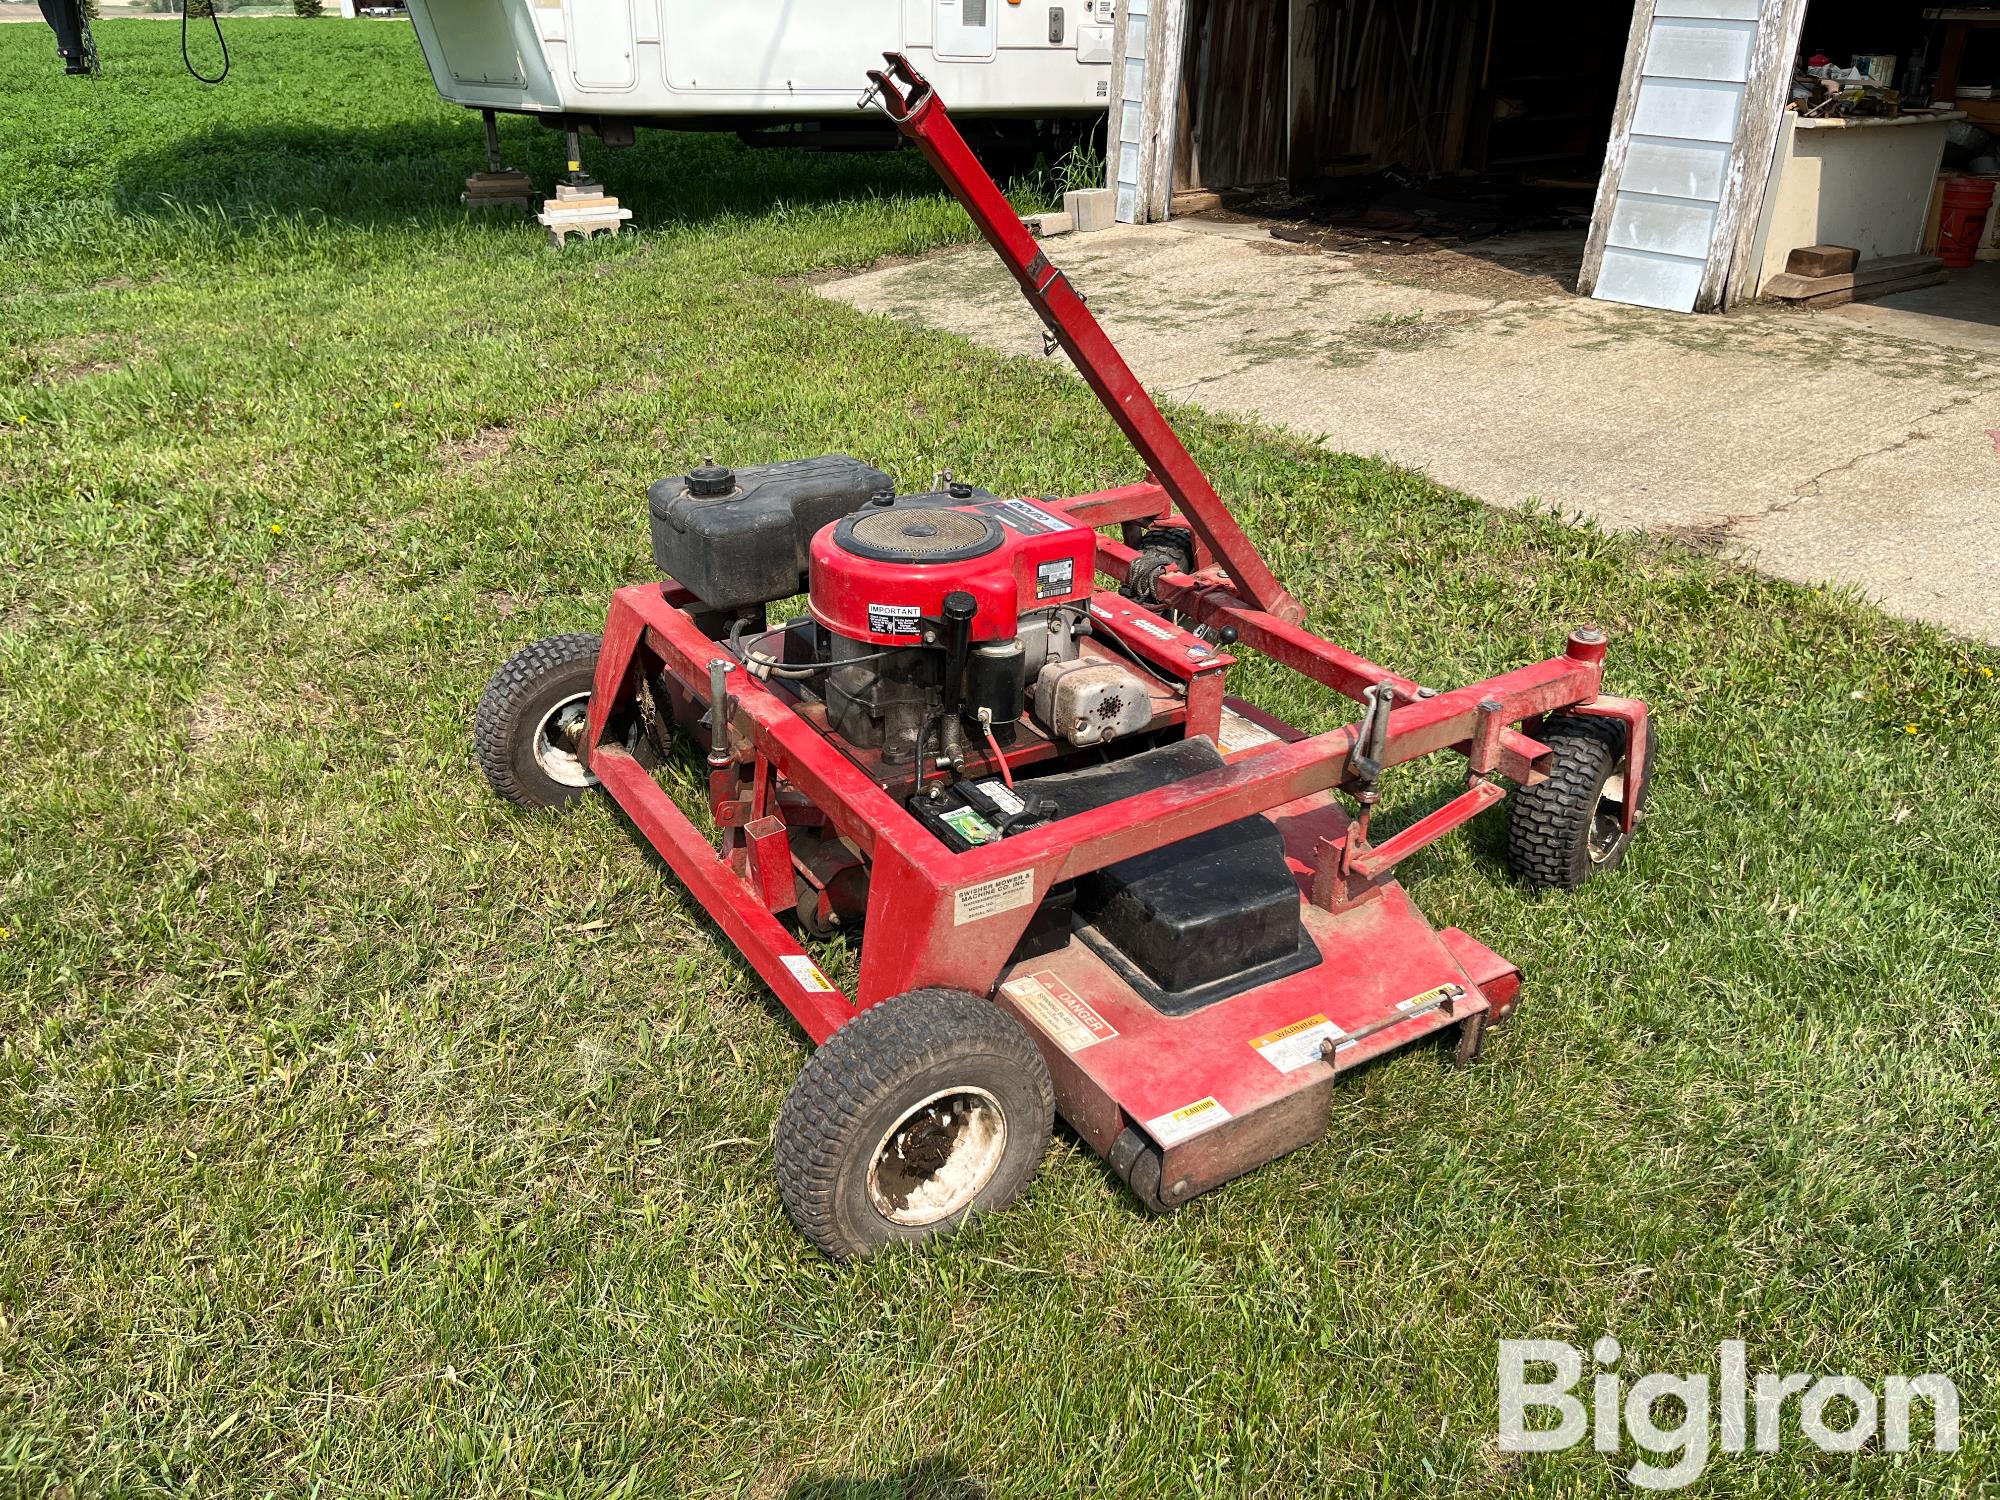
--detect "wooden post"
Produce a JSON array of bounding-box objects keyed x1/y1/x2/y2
[
  {"x1": 1145, "y1": 0, "x2": 1188, "y2": 222},
  {"x1": 1576, "y1": 0, "x2": 1657, "y2": 300},
  {"x1": 1705, "y1": 0, "x2": 1812, "y2": 310}
]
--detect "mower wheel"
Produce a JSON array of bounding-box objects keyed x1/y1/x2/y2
[
  {"x1": 774, "y1": 988, "x2": 1054, "y2": 1260},
  {"x1": 1105, "y1": 1126, "x2": 1173, "y2": 1213},
  {"x1": 475, "y1": 632, "x2": 610, "y2": 810},
  {"x1": 1504, "y1": 713, "x2": 1651, "y2": 890}
]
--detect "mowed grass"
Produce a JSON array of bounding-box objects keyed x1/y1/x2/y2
[{"x1": 3, "y1": 20, "x2": 1998, "y2": 1499}]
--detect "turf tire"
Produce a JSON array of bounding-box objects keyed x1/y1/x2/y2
[
  {"x1": 1504, "y1": 713, "x2": 1649, "y2": 891},
  {"x1": 475, "y1": 632, "x2": 605, "y2": 810},
  {"x1": 775, "y1": 988, "x2": 1055, "y2": 1260}
]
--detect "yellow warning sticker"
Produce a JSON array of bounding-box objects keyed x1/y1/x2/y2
[
  {"x1": 1398, "y1": 982, "x2": 1465, "y2": 1014},
  {"x1": 1145, "y1": 1096, "x2": 1231, "y2": 1146},
  {"x1": 780, "y1": 954, "x2": 837, "y2": 994},
  {"x1": 1248, "y1": 1013, "x2": 1351, "y2": 1073},
  {"x1": 1001, "y1": 971, "x2": 1118, "y2": 1053}
]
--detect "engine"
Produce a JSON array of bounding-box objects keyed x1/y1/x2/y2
[
  {"x1": 649, "y1": 456, "x2": 1156, "y2": 775},
  {"x1": 647, "y1": 455, "x2": 1310, "y2": 999}
]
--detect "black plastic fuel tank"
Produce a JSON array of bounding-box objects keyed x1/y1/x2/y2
[{"x1": 647, "y1": 455, "x2": 894, "y2": 610}]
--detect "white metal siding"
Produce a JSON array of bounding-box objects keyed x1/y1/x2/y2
[
  {"x1": 566, "y1": 0, "x2": 635, "y2": 90},
  {"x1": 658, "y1": 0, "x2": 902, "y2": 93},
  {"x1": 1593, "y1": 2, "x2": 1759, "y2": 312}
]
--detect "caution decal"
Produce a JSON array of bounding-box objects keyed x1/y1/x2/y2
[
  {"x1": 780, "y1": 954, "x2": 837, "y2": 994},
  {"x1": 1145, "y1": 1096, "x2": 1232, "y2": 1147}
]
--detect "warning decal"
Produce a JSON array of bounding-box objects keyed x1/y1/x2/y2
[
  {"x1": 780, "y1": 954, "x2": 838, "y2": 994},
  {"x1": 974, "y1": 779, "x2": 1026, "y2": 817},
  {"x1": 867, "y1": 602, "x2": 922, "y2": 637},
  {"x1": 1218, "y1": 709, "x2": 1282, "y2": 755},
  {"x1": 1036, "y1": 557, "x2": 1076, "y2": 599},
  {"x1": 1001, "y1": 971, "x2": 1118, "y2": 1053},
  {"x1": 952, "y1": 869, "x2": 1037, "y2": 926},
  {"x1": 1249, "y1": 1014, "x2": 1352, "y2": 1073},
  {"x1": 1146, "y1": 1096, "x2": 1232, "y2": 1147}
]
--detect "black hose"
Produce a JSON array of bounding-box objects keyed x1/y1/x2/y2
[
  {"x1": 727, "y1": 619, "x2": 912, "y2": 680},
  {"x1": 182, "y1": 0, "x2": 228, "y2": 85}
]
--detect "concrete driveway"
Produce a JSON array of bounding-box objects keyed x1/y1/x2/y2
[{"x1": 821, "y1": 218, "x2": 1999, "y2": 644}]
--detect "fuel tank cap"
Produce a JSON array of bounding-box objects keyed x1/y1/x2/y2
[{"x1": 685, "y1": 463, "x2": 736, "y2": 499}]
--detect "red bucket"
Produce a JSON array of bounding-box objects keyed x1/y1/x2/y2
[{"x1": 1939, "y1": 176, "x2": 1996, "y2": 270}]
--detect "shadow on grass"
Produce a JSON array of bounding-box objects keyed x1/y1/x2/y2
[
  {"x1": 109, "y1": 119, "x2": 942, "y2": 229},
  {"x1": 786, "y1": 1454, "x2": 986, "y2": 1500}
]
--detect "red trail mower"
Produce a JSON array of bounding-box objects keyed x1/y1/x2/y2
[{"x1": 475, "y1": 55, "x2": 1653, "y2": 1259}]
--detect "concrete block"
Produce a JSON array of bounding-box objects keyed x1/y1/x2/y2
[
  {"x1": 1026, "y1": 211, "x2": 1074, "y2": 238},
  {"x1": 1065, "y1": 188, "x2": 1115, "y2": 233}
]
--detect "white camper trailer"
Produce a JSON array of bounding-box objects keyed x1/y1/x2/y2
[{"x1": 404, "y1": 0, "x2": 1116, "y2": 141}]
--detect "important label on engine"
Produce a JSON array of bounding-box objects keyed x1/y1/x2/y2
[
  {"x1": 1035, "y1": 557, "x2": 1076, "y2": 599},
  {"x1": 1249, "y1": 1014, "x2": 1352, "y2": 1073},
  {"x1": 1000, "y1": 971, "x2": 1117, "y2": 1053},
  {"x1": 780, "y1": 954, "x2": 838, "y2": 994},
  {"x1": 867, "y1": 602, "x2": 922, "y2": 636},
  {"x1": 1145, "y1": 1096, "x2": 1232, "y2": 1146},
  {"x1": 952, "y1": 868, "x2": 1037, "y2": 926}
]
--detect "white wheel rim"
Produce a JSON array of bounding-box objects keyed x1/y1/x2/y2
[
  {"x1": 866, "y1": 1086, "x2": 1009, "y2": 1227},
  {"x1": 533, "y1": 693, "x2": 597, "y2": 789},
  {"x1": 1589, "y1": 762, "x2": 1630, "y2": 864}
]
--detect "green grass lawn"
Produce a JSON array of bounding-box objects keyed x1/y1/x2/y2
[{"x1": 4, "y1": 20, "x2": 1998, "y2": 1499}]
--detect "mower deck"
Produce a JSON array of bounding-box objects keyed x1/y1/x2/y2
[{"x1": 994, "y1": 813, "x2": 1515, "y2": 1208}]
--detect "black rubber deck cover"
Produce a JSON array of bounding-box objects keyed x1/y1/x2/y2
[{"x1": 1027, "y1": 739, "x2": 1315, "y2": 1014}]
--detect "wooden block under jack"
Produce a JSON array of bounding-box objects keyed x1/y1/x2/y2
[
  {"x1": 463, "y1": 169, "x2": 537, "y2": 213},
  {"x1": 1785, "y1": 243, "x2": 1860, "y2": 278},
  {"x1": 539, "y1": 196, "x2": 634, "y2": 248}
]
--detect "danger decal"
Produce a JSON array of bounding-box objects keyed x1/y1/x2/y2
[{"x1": 1001, "y1": 971, "x2": 1118, "y2": 1053}]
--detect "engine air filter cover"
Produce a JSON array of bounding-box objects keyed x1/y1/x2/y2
[
  {"x1": 835, "y1": 507, "x2": 1004, "y2": 563},
  {"x1": 809, "y1": 493, "x2": 1097, "y2": 647}
]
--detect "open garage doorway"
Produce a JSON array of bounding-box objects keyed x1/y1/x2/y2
[{"x1": 1161, "y1": 0, "x2": 1638, "y2": 290}]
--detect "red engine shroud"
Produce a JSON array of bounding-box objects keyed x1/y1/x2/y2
[{"x1": 808, "y1": 496, "x2": 1097, "y2": 646}]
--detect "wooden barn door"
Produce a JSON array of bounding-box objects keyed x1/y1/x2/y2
[{"x1": 1174, "y1": 0, "x2": 1289, "y2": 194}]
